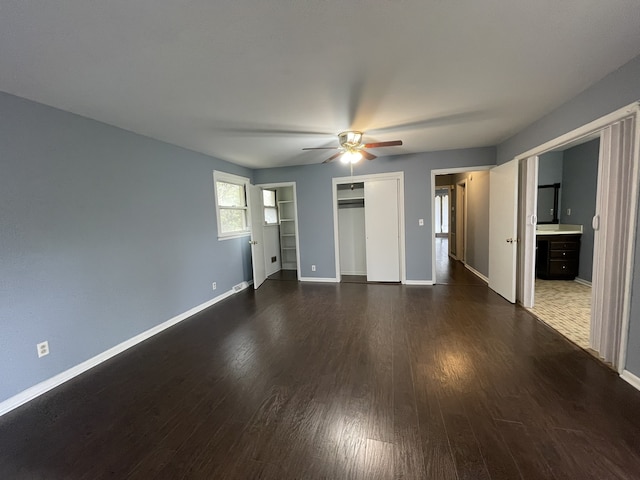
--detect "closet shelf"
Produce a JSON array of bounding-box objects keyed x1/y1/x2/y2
[
  {"x1": 338, "y1": 198, "x2": 365, "y2": 206},
  {"x1": 280, "y1": 218, "x2": 295, "y2": 222}
]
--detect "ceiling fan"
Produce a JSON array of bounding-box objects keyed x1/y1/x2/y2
[{"x1": 302, "y1": 131, "x2": 403, "y2": 164}]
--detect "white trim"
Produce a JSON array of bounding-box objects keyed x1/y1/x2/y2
[
  {"x1": 621, "y1": 369, "x2": 640, "y2": 392},
  {"x1": 512, "y1": 102, "x2": 640, "y2": 373},
  {"x1": 217, "y1": 232, "x2": 251, "y2": 241},
  {"x1": 404, "y1": 280, "x2": 434, "y2": 286},
  {"x1": 431, "y1": 165, "x2": 494, "y2": 284},
  {"x1": 513, "y1": 102, "x2": 640, "y2": 161},
  {"x1": 618, "y1": 112, "x2": 640, "y2": 372},
  {"x1": 0, "y1": 282, "x2": 251, "y2": 417},
  {"x1": 299, "y1": 277, "x2": 339, "y2": 283},
  {"x1": 213, "y1": 170, "x2": 252, "y2": 240},
  {"x1": 332, "y1": 171, "x2": 406, "y2": 284},
  {"x1": 465, "y1": 264, "x2": 489, "y2": 283},
  {"x1": 574, "y1": 278, "x2": 592, "y2": 287},
  {"x1": 340, "y1": 270, "x2": 367, "y2": 276},
  {"x1": 256, "y1": 182, "x2": 302, "y2": 281}
]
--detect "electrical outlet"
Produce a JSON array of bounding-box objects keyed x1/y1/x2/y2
[
  {"x1": 271, "y1": 256, "x2": 277, "y2": 263},
  {"x1": 567, "y1": 208, "x2": 571, "y2": 216},
  {"x1": 311, "y1": 265, "x2": 316, "y2": 272},
  {"x1": 212, "y1": 282, "x2": 217, "y2": 290},
  {"x1": 37, "y1": 341, "x2": 49, "y2": 358},
  {"x1": 418, "y1": 219, "x2": 424, "y2": 226}
]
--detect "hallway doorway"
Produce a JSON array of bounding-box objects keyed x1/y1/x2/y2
[{"x1": 435, "y1": 236, "x2": 485, "y2": 286}]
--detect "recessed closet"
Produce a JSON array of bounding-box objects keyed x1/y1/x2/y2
[{"x1": 335, "y1": 174, "x2": 403, "y2": 283}]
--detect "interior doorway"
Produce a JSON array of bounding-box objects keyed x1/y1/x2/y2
[
  {"x1": 515, "y1": 103, "x2": 639, "y2": 372},
  {"x1": 254, "y1": 182, "x2": 301, "y2": 283},
  {"x1": 433, "y1": 168, "x2": 492, "y2": 286},
  {"x1": 526, "y1": 137, "x2": 600, "y2": 351}
]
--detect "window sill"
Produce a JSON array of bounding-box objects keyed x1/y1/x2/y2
[{"x1": 218, "y1": 232, "x2": 251, "y2": 241}]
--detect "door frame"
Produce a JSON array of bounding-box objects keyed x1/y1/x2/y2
[
  {"x1": 456, "y1": 179, "x2": 467, "y2": 263},
  {"x1": 255, "y1": 181, "x2": 301, "y2": 281},
  {"x1": 431, "y1": 166, "x2": 493, "y2": 285},
  {"x1": 332, "y1": 171, "x2": 406, "y2": 284},
  {"x1": 434, "y1": 185, "x2": 451, "y2": 239},
  {"x1": 515, "y1": 101, "x2": 640, "y2": 373}
]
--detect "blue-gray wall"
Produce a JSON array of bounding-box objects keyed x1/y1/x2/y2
[
  {"x1": 254, "y1": 148, "x2": 496, "y2": 281},
  {"x1": 497, "y1": 53, "x2": 640, "y2": 375},
  {"x1": 0, "y1": 92, "x2": 253, "y2": 403},
  {"x1": 559, "y1": 139, "x2": 599, "y2": 282},
  {"x1": 498, "y1": 54, "x2": 640, "y2": 164},
  {"x1": 537, "y1": 152, "x2": 564, "y2": 185}
]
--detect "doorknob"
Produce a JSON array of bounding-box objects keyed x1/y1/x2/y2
[
  {"x1": 506, "y1": 238, "x2": 514, "y2": 243},
  {"x1": 249, "y1": 240, "x2": 258, "y2": 245}
]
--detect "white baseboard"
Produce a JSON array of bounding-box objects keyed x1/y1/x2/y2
[
  {"x1": 404, "y1": 280, "x2": 434, "y2": 286},
  {"x1": 575, "y1": 277, "x2": 592, "y2": 287},
  {"x1": 621, "y1": 369, "x2": 640, "y2": 392},
  {"x1": 299, "y1": 277, "x2": 339, "y2": 283},
  {"x1": 465, "y1": 264, "x2": 489, "y2": 283},
  {"x1": 340, "y1": 271, "x2": 367, "y2": 276},
  {"x1": 0, "y1": 282, "x2": 251, "y2": 417}
]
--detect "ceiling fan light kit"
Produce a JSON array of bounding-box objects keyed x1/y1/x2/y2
[
  {"x1": 340, "y1": 149, "x2": 363, "y2": 164},
  {"x1": 303, "y1": 130, "x2": 403, "y2": 164}
]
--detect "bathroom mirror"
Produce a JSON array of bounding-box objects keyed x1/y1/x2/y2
[{"x1": 537, "y1": 183, "x2": 560, "y2": 224}]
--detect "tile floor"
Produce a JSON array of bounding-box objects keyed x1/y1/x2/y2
[{"x1": 527, "y1": 279, "x2": 591, "y2": 349}]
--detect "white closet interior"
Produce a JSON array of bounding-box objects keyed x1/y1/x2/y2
[
  {"x1": 276, "y1": 186, "x2": 298, "y2": 271},
  {"x1": 337, "y1": 183, "x2": 367, "y2": 276},
  {"x1": 335, "y1": 177, "x2": 402, "y2": 282}
]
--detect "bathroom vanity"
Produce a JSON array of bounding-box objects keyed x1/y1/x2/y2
[{"x1": 535, "y1": 225, "x2": 583, "y2": 280}]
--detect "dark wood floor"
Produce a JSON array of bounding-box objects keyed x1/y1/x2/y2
[
  {"x1": 267, "y1": 269, "x2": 298, "y2": 282},
  {"x1": 436, "y1": 237, "x2": 486, "y2": 286},
  {"x1": 2, "y1": 280, "x2": 640, "y2": 479}
]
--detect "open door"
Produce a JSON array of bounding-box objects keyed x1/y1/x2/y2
[
  {"x1": 248, "y1": 185, "x2": 267, "y2": 289},
  {"x1": 489, "y1": 159, "x2": 519, "y2": 302}
]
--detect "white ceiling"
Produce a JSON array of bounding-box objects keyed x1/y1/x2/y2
[{"x1": 1, "y1": 1, "x2": 639, "y2": 168}]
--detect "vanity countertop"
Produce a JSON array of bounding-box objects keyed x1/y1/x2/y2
[{"x1": 536, "y1": 224, "x2": 583, "y2": 235}]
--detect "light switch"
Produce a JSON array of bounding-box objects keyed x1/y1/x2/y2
[{"x1": 418, "y1": 219, "x2": 424, "y2": 226}]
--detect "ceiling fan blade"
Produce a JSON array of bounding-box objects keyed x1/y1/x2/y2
[
  {"x1": 323, "y1": 152, "x2": 343, "y2": 164},
  {"x1": 363, "y1": 140, "x2": 403, "y2": 148},
  {"x1": 302, "y1": 147, "x2": 340, "y2": 150},
  {"x1": 361, "y1": 150, "x2": 377, "y2": 161}
]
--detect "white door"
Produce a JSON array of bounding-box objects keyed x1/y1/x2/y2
[
  {"x1": 248, "y1": 185, "x2": 267, "y2": 289},
  {"x1": 489, "y1": 159, "x2": 519, "y2": 302},
  {"x1": 365, "y1": 179, "x2": 400, "y2": 282},
  {"x1": 519, "y1": 156, "x2": 538, "y2": 308}
]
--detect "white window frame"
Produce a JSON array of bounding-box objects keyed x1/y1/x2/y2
[
  {"x1": 213, "y1": 171, "x2": 251, "y2": 240},
  {"x1": 262, "y1": 189, "x2": 279, "y2": 225}
]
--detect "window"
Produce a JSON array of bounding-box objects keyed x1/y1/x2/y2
[
  {"x1": 213, "y1": 171, "x2": 250, "y2": 239},
  {"x1": 263, "y1": 189, "x2": 278, "y2": 225}
]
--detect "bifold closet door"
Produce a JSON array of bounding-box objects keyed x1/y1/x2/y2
[{"x1": 365, "y1": 179, "x2": 400, "y2": 282}]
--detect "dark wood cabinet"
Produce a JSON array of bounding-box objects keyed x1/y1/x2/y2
[{"x1": 536, "y1": 234, "x2": 581, "y2": 280}]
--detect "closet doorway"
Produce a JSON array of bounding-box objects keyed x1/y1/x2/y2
[
  {"x1": 256, "y1": 182, "x2": 300, "y2": 281},
  {"x1": 332, "y1": 172, "x2": 405, "y2": 284}
]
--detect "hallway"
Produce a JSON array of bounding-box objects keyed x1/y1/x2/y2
[{"x1": 435, "y1": 237, "x2": 486, "y2": 286}]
